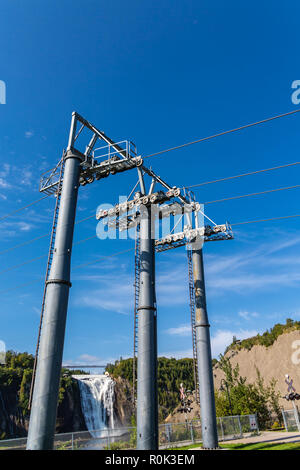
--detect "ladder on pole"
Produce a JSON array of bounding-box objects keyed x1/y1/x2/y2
[
  {"x1": 132, "y1": 222, "x2": 141, "y2": 405},
  {"x1": 187, "y1": 247, "x2": 200, "y2": 404},
  {"x1": 28, "y1": 153, "x2": 66, "y2": 410}
]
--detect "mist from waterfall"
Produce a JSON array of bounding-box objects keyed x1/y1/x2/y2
[{"x1": 74, "y1": 375, "x2": 115, "y2": 438}]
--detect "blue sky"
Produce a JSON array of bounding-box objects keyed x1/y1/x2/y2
[{"x1": 1, "y1": 1, "x2": 300, "y2": 366}]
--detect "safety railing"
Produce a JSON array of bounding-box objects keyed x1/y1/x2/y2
[
  {"x1": 282, "y1": 407, "x2": 300, "y2": 432},
  {"x1": 0, "y1": 414, "x2": 259, "y2": 450},
  {"x1": 92, "y1": 140, "x2": 137, "y2": 162}
]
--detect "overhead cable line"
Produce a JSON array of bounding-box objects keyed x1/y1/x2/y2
[
  {"x1": 203, "y1": 184, "x2": 300, "y2": 205},
  {"x1": 73, "y1": 247, "x2": 134, "y2": 270},
  {"x1": 231, "y1": 214, "x2": 300, "y2": 226},
  {"x1": 143, "y1": 108, "x2": 300, "y2": 160},
  {"x1": 0, "y1": 233, "x2": 51, "y2": 256},
  {"x1": 0, "y1": 254, "x2": 48, "y2": 275},
  {"x1": 182, "y1": 161, "x2": 300, "y2": 189},
  {"x1": 0, "y1": 279, "x2": 41, "y2": 295},
  {"x1": 1, "y1": 109, "x2": 300, "y2": 224},
  {"x1": 2, "y1": 211, "x2": 300, "y2": 294},
  {"x1": 0, "y1": 233, "x2": 98, "y2": 275},
  {"x1": 2, "y1": 177, "x2": 296, "y2": 255},
  {"x1": 3, "y1": 180, "x2": 300, "y2": 272},
  {"x1": 0, "y1": 212, "x2": 96, "y2": 256},
  {"x1": 0, "y1": 246, "x2": 134, "y2": 294},
  {"x1": 0, "y1": 195, "x2": 52, "y2": 222}
]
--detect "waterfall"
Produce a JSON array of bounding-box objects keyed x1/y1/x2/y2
[{"x1": 73, "y1": 375, "x2": 115, "y2": 437}]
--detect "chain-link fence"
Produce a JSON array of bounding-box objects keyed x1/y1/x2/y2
[
  {"x1": 217, "y1": 416, "x2": 241, "y2": 441},
  {"x1": 282, "y1": 407, "x2": 300, "y2": 432},
  {"x1": 159, "y1": 414, "x2": 259, "y2": 448},
  {"x1": 0, "y1": 414, "x2": 259, "y2": 450},
  {"x1": 0, "y1": 428, "x2": 136, "y2": 450},
  {"x1": 159, "y1": 421, "x2": 197, "y2": 448},
  {"x1": 216, "y1": 414, "x2": 259, "y2": 441},
  {"x1": 53, "y1": 428, "x2": 136, "y2": 450}
]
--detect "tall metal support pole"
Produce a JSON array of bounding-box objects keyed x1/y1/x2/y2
[
  {"x1": 136, "y1": 203, "x2": 158, "y2": 450},
  {"x1": 26, "y1": 148, "x2": 81, "y2": 450},
  {"x1": 192, "y1": 246, "x2": 218, "y2": 449},
  {"x1": 153, "y1": 235, "x2": 158, "y2": 443}
]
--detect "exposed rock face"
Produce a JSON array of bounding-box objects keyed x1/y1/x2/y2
[
  {"x1": 165, "y1": 330, "x2": 300, "y2": 424},
  {"x1": 56, "y1": 380, "x2": 86, "y2": 433},
  {"x1": 0, "y1": 374, "x2": 134, "y2": 439},
  {"x1": 57, "y1": 376, "x2": 134, "y2": 432},
  {"x1": 112, "y1": 377, "x2": 135, "y2": 427},
  {"x1": 213, "y1": 329, "x2": 300, "y2": 408},
  {"x1": 165, "y1": 391, "x2": 201, "y2": 424},
  {"x1": 0, "y1": 380, "x2": 86, "y2": 439},
  {"x1": 0, "y1": 388, "x2": 27, "y2": 438}
]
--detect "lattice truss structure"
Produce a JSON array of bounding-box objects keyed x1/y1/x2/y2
[
  {"x1": 32, "y1": 112, "x2": 144, "y2": 409},
  {"x1": 96, "y1": 178, "x2": 233, "y2": 248},
  {"x1": 37, "y1": 111, "x2": 234, "y2": 407},
  {"x1": 40, "y1": 112, "x2": 142, "y2": 196},
  {"x1": 95, "y1": 162, "x2": 234, "y2": 403}
]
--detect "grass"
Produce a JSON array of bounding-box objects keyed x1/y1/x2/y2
[
  {"x1": 168, "y1": 441, "x2": 300, "y2": 451},
  {"x1": 220, "y1": 441, "x2": 300, "y2": 450},
  {"x1": 167, "y1": 442, "x2": 204, "y2": 450}
]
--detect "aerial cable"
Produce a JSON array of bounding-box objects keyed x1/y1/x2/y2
[
  {"x1": 0, "y1": 211, "x2": 96, "y2": 256},
  {"x1": 203, "y1": 184, "x2": 300, "y2": 205},
  {"x1": 0, "y1": 195, "x2": 51, "y2": 223},
  {"x1": 231, "y1": 214, "x2": 300, "y2": 226},
  {"x1": 1, "y1": 109, "x2": 300, "y2": 224},
  {"x1": 143, "y1": 108, "x2": 300, "y2": 160},
  {"x1": 182, "y1": 161, "x2": 300, "y2": 189},
  {"x1": 0, "y1": 247, "x2": 134, "y2": 294},
  {"x1": 2, "y1": 212, "x2": 300, "y2": 293}
]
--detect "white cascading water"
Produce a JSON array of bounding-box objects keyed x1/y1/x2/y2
[{"x1": 73, "y1": 375, "x2": 115, "y2": 438}]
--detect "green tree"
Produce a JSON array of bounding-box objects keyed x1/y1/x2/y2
[
  {"x1": 19, "y1": 369, "x2": 32, "y2": 412},
  {"x1": 215, "y1": 355, "x2": 281, "y2": 429},
  {"x1": 106, "y1": 357, "x2": 195, "y2": 421},
  {"x1": 225, "y1": 319, "x2": 300, "y2": 353}
]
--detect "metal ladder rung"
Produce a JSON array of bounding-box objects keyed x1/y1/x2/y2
[
  {"x1": 132, "y1": 223, "x2": 140, "y2": 405},
  {"x1": 187, "y1": 247, "x2": 200, "y2": 404}
]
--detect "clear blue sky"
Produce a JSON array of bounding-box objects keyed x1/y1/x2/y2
[{"x1": 1, "y1": 0, "x2": 300, "y2": 366}]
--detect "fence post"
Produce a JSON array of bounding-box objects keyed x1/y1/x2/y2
[
  {"x1": 219, "y1": 418, "x2": 224, "y2": 441},
  {"x1": 255, "y1": 413, "x2": 260, "y2": 434},
  {"x1": 71, "y1": 432, "x2": 74, "y2": 450},
  {"x1": 165, "y1": 423, "x2": 170, "y2": 445},
  {"x1": 292, "y1": 402, "x2": 300, "y2": 432},
  {"x1": 190, "y1": 422, "x2": 195, "y2": 444},
  {"x1": 237, "y1": 416, "x2": 243, "y2": 438},
  {"x1": 282, "y1": 408, "x2": 288, "y2": 431}
]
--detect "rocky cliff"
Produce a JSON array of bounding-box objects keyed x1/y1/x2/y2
[
  {"x1": 56, "y1": 379, "x2": 87, "y2": 433},
  {"x1": 165, "y1": 329, "x2": 300, "y2": 424},
  {"x1": 213, "y1": 329, "x2": 300, "y2": 408},
  {"x1": 0, "y1": 375, "x2": 86, "y2": 439},
  {"x1": 0, "y1": 373, "x2": 134, "y2": 439},
  {"x1": 112, "y1": 376, "x2": 135, "y2": 427},
  {"x1": 0, "y1": 388, "x2": 26, "y2": 439}
]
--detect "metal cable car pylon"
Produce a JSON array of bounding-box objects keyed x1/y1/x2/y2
[{"x1": 28, "y1": 153, "x2": 65, "y2": 410}]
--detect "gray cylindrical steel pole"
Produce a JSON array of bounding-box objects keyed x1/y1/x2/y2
[
  {"x1": 136, "y1": 204, "x2": 158, "y2": 450},
  {"x1": 192, "y1": 246, "x2": 218, "y2": 449},
  {"x1": 26, "y1": 150, "x2": 81, "y2": 450}
]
